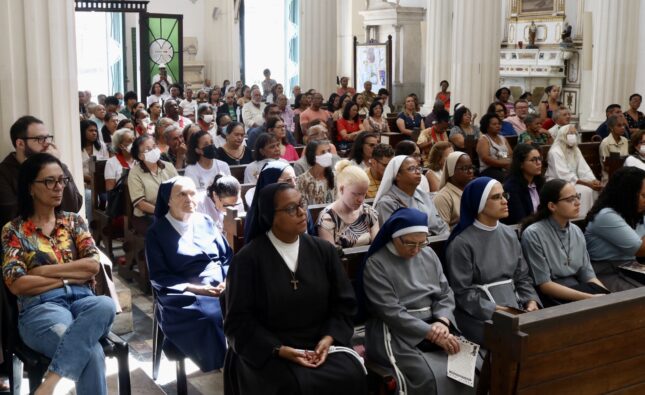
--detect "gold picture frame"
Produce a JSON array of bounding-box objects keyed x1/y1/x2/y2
[{"x1": 513, "y1": 0, "x2": 564, "y2": 18}]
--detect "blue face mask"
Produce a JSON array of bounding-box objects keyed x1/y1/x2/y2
[{"x1": 118, "y1": 99, "x2": 124, "y2": 107}]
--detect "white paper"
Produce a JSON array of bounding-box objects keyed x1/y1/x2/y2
[{"x1": 447, "y1": 337, "x2": 479, "y2": 387}]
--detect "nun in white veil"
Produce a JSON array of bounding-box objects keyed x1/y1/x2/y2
[{"x1": 373, "y1": 155, "x2": 449, "y2": 236}]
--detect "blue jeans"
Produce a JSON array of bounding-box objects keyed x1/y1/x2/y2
[{"x1": 17, "y1": 284, "x2": 116, "y2": 395}]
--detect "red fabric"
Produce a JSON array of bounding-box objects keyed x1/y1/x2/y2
[{"x1": 336, "y1": 118, "x2": 361, "y2": 142}]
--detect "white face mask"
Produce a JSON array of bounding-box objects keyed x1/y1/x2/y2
[
  {"x1": 143, "y1": 147, "x2": 161, "y2": 163},
  {"x1": 639, "y1": 145, "x2": 645, "y2": 156},
  {"x1": 124, "y1": 143, "x2": 133, "y2": 153},
  {"x1": 315, "y1": 152, "x2": 333, "y2": 168},
  {"x1": 202, "y1": 114, "x2": 214, "y2": 123},
  {"x1": 566, "y1": 134, "x2": 577, "y2": 147}
]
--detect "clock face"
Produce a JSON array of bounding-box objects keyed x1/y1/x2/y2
[{"x1": 149, "y1": 38, "x2": 174, "y2": 65}]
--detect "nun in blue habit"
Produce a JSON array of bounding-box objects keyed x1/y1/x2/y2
[
  {"x1": 445, "y1": 177, "x2": 540, "y2": 345},
  {"x1": 361, "y1": 208, "x2": 472, "y2": 395},
  {"x1": 145, "y1": 176, "x2": 232, "y2": 372}
]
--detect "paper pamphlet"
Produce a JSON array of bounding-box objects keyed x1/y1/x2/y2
[{"x1": 447, "y1": 337, "x2": 479, "y2": 387}]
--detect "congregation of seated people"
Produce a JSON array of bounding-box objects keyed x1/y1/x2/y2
[{"x1": 2, "y1": 76, "x2": 645, "y2": 395}]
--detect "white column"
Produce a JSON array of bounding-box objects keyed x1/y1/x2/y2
[
  {"x1": 299, "y1": 0, "x2": 337, "y2": 94},
  {"x1": 450, "y1": 0, "x2": 502, "y2": 118},
  {"x1": 337, "y1": 0, "x2": 354, "y2": 81},
  {"x1": 421, "y1": 0, "x2": 453, "y2": 114},
  {"x1": 203, "y1": 0, "x2": 241, "y2": 85},
  {"x1": 582, "y1": 0, "x2": 639, "y2": 129},
  {"x1": 635, "y1": 0, "x2": 645, "y2": 95},
  {"x1": 0, "y1": 0, "x2": 83, "y2": 197}
]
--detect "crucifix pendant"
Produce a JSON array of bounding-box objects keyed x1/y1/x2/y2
[
  {"x1": 566, "y1": 257, "x2": 571, "y2": 265},
  {"x1": 290, "y1": 278, "x2": 299, "y2": 290}
]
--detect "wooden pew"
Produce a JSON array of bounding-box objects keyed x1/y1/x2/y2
[
  {"x1": 386, "y1": 114, "x2": 399, "y2": 134},
  {"x1": 294, "y1": 145, "x2": 305, "y2": 158},
  {"x1": 580, "y1": 130, "x2": 597, "y2": 143},
  {"x1": 229, "y1": 164, "x2": 247, "y2": 184},
  {"x1": 88, "y1": 159, "x2": 109, "y2": 256},
  {"x1": 293, "y1": 114, "x2": 303, "y2": 145},
  {"x1": 121, "y1": 182, "x2": 150, "y2": 293},
  {"x1": 603, "y1": 154, "x2": 627, "y2": 180},
  {"x1": 222, "y1": 208, "x2": 246, "y2": 253},
  {"x1": 506, "y1": 135, "x2": 518, "y2": 149},
  {"x1": 380, "y1": 132, "x2": 406, "y2": 149},
  {"x1": 485, "y1": 287, "x2": 645, "y2": 394}
]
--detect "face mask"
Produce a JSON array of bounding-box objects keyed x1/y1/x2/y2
[
  {"x1": 639, "y1": 146, "x2": 645, "y2": 156},
  {"x1": 202, "y1": 114, "x2": 214, "y2": 123},
  {"x1": 143, "y1": 147, "x2": 161, "y2": 163},
  {"x1": 566, "y1": 134, "x2": 577, "y2": 147},
  {"x1": 315, "y1": 152, "x2": 333, "y2": 168},
  {"x1": 202, "y1": 144, "x2": 218, "y2": 159},
  {"x1": 124, "y1": 143, "x2": 133, "y2": 153}
]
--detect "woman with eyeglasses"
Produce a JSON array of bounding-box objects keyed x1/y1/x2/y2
[
  {"x1": 224, "y1": 183, "x2": 367, "y2": 395},
  {"x1": 584, "y1": 167, "x2": 645, "y2": 292},
  {"x1": 361, "y1": 208, "x2": 472, "y2": 395},
  {"x1": 374, "y1": 155, "x2": 449, "y2": 236},
  {"x1": 267, "y1": 117, "x2": 299, "y2": 161},
  {"x1": 502, "y1": 144, "x2": 545, "y2": 225},
  {"x1": 434, "y1": 152, "x2": 475, "y2": 228},
  {"x1": 128, "y1": 134, "x2": 179, "y2": 234},
  {"x1": 145, "y1": 176, "x2": 231, "y2": 373},
  {"x1": 316, "y1": 160, "x2": 379, "y2": 248},
  {"x1": 445, "y1": 177, "x2": 540, "y2": 345},
  {"x1": 521, "y1": 179, "x2": 609, "y2": 306},
  {"x1": 348, "y1": 132, "x2": 379, "y2": 171},
  {"x1": 2, "y1": 153, "x2": 116, "y2": 395}
]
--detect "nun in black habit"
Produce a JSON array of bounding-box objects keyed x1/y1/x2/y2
[{"x1": 224, "y1": 183, "x2": 367, "y2": 394}]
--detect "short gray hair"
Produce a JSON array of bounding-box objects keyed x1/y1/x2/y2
[
  {"x1": 111, "y1": 128, "x2": 134, "y2": 152},
  {"x1": 524, "y1": 113, "x2": 539, "y2": 126},
  {"x1": 163, "y1": 124, "x2": 180, "y2": 142}
]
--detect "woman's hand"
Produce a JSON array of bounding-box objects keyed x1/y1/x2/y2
[
  {"x1": 437, "y1": 334, "x2": 461, "y2": 355},
  {"x1": 278, "y1": 346, "x2": 317, "y2": 368},
  {"x1": 310, "y1": 335, "x2": 334, "y2": 367},
  {"x1": 186, "y1": 284, "x2": 224, "y2": 297},
  {"x1": 425, "y1": 321, "x2": 450, "y2": 344},
  {"x1": 525, "y1": 300, "x2": 540, "y2": 312}
]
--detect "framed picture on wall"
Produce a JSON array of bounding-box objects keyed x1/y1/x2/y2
[
  {"x1": 353, "y1": 36, "x2": 392, "y2": 97},
  {"x1": 518, "y1": 0, "x2": 562, "y2": 17}
]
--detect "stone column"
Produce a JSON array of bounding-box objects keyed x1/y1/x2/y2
[
  {"x1": 582, "y1": 0, "x2": 639, "y2": 129},
  {"x1": 203, "y1": 0, "x2": 241, "y2": 85},
  {"x1": 450, "y1": 0, "x2": 502, "y2": 118},
  {"x1": 0, "y1": 0, "x2": 83, "y2": 200},
  {"x1": 299, "y1": 0, "x2": 337, "y2": 94},
  {"x1": 337, "y1": 0, "x2": 354, "y2": 81},
  {"x1": 421, "y1": 0, "x2": 453, "y2": 114}
]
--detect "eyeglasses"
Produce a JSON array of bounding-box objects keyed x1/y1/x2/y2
[
  {"x1": 526, "y1": 156, "x2": 543, "y2": 163},
  {"x1": 558, "y1": 193, "x2": 581, "y2": 203},
  {"x1": 275, "y1": 198, "x2": 308, "y2": 217},
  {"x1": 399, "y1": 236, "x2": 430, "y2": 250},
  {"x1": 23, "y1": 135, "x2": 54, "y2": 145},
  {"x1": 34, "y1": 176, "x2": 70, "y2": 190},
  {"x1": 278, "y1": 176, "x2": 297, "y2": 185},
  {"x1": 403, "y1": 166, "x2": 423, "y2": 173},
  {"x1": 455, "y1": 165, "x2": 475, "y2": 172},
  {"x1": 489, "y1": 192, "x2": 510, "y2": 201},
  {"x1": 374, "y1": 159, "x2": 390, "y2": 167}
]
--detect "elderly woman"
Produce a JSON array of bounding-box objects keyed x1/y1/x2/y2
[
  {"x1": 224, "y1": 183, "x2": 367, "y2": 394},
  {"x1": 449, "y1": 106, "x2": 480, "y2": 149},
  {"x1": 521, "y1": 179, "x2": 609, "y2": 306},
  {"x1": 374, "y1": 155, "x2": 449, "y2": 236},
  {"x1": 128, "y1": 134, "x2": 179, "y2": 234},
  {"x1": 196, "y1": 174, "x2": 245, "y2": 234},
  {"x1": 545, "y1": 124, "x2": 601, "y2": 218},
  {"x1": 502, "y1": 144, "x2": 544, "y2": 225},
  {"x1": 215, "y1": 121, "x2": 253, "y2": 165},
  {"x1": 297, "y1": 139, "x2": 336, "y2": 205},
  {"x1": 362, "y1": 208, "x2": 472, "y2": 395},
  {"x1": 145, "y1": 176, "x2": 231, "y2": 372},
  {"x1": 445, "y1": 177, "x2": 540, "y2": 344},
  {"x1": 316, "y1": 160, "x2": 379, "y2": 248},
  {"x1": 433, "y1": 152, "x2": 475, "y2": 228},
  {"x1": 584, "y1": 167, "x2": 645, "y2": 292},
  {"x1": 104, "y1": 128, "x2": 135, "y2": 191},
  {"x1": 184, "y1": 130, "x2": 231, "y2": 191},
  {"x1": 2, "y1": 153, "x2": 115, "y2": 395}
]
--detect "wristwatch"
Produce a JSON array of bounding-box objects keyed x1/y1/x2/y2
[{"x1": 272, "y1": 345, "x2": 282, "y2": 357}]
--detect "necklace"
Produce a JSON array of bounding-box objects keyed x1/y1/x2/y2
[
  {"x1": 550, "y1": 219, "x2": 571, "y2": 265},
  {"x1": 289, "y1": 270, "x2": 299, "y2": 290},
  {"x1": 224, "y1": 145, "x2": 245, "y2": 160}
]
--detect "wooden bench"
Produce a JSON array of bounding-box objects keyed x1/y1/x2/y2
[
  {"x1": 485, "y1": 287, "x2": 645, "y2": 394},
  {"x1": 380, "y1": 132, "x2": 406, "y2": 149},
  {"x1": 229, "y1": 164, "x2": 247, "y2": 184},
  {"x1": 603, "y1": 154, "x2": 627, "y2": 180},
  {"x1": 121, "y1": 182, "x2": 150, "y2": 293},
  {"x1": 293, "y1": 114, "x2": 303, "y2": 145},
  {"x1": 88, "y1": 159, "x2": 110, "y2": 257}
]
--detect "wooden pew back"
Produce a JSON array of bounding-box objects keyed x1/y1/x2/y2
[
  {"x1": 485, "y1": 287, "x2": 645, "y2": 394},
  {"x1": 229, "y1": 165, "x2": 247, "y2": 184},
  {"x1": 540, "y1": 142, "x2": 602, "y2": 180}
]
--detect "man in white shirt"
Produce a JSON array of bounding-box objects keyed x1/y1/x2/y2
[
  {"x1": 151, "y1": 64, "x2": 173, "y2": 92},
  {"x1": 242, "y1": 88, "x2": 266, "y2": 130},
  {"x1": 548, "y1": 106, "x2": 572, "y2": 139},
  {"x1": 179, "y1": 88, "x2": 198, "y2": 121}
]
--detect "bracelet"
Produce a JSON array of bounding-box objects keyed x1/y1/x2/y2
[{"x1": 62, "y1": 278, "x2": 69, "y2": 286}]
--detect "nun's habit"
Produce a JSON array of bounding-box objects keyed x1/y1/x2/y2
[
  {"x1": 145, "y1": 177, "x2": 232, "y2": 372},
  {"x1": 362, "y1": 208, "x2": 472, "y2": 395},
  {"x1": 224, "y1": 184, "x2": 367, "y2": 395},
  {"x1": 445, "y1": 178, "x2": 540, "y2": 345},
  {"x1": 374, "y1": 155, "x2": 449, "y2": 236}
]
